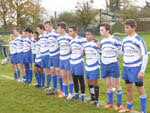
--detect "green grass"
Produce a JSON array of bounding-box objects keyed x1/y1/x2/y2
[{"x1": 0, "y1": 33, "x2": 150, "y2": 113}]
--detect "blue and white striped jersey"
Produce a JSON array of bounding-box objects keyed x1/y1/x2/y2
[
  {"x1": 31, "y1": 37, "x2": 36, "y2": 54},
  {"x1": 122, "y1": 34, "x2": 147, "y2": 67},
  {"x1": 84, "y1": 40, "x2": 100, "y2": 71},
  {"x1": 101, "y1": 35, "x2": 121, "y2": 64},
  {"x1": 9, "y1": 40, "x2": 17, "y2": 55},
  {"x1": 70, "y1": 36, "x2": 87, "y2": 65},
  {"x1": 48, "y1": 30, "x2": 60, "y2": 57},
  {"x1": 15, "y1": 35, "x2": 24, "y2": 53},
  {"x1": 57, "y1": 34, "x2": 72, "y2": 60},
  {"x1": 35, "y1": 41, "x2": 41, "y2": 63},
  {"x1": 39, "y1": 32, "x2": 49, "y2": 56},
  {"x1": 23, "y1": 37, "x2": 32, "y2": 53}
]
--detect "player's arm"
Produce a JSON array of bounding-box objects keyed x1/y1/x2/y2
[{"x1": 138, "y1": 39, "x2": 148, "y2": 79}]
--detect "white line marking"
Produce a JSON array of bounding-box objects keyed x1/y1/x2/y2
[{"x1": 0, "y1": 74, "x2": 139, "y2": 113}]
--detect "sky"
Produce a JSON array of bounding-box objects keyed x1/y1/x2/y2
[
  {"x1": 41, "y1": 0, "x2": 150, "y2": 16},
  {"x1": 42, "y1": 0, "x2": 106, "y2": 16}
]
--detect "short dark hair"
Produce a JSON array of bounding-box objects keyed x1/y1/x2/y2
[
  {"x1": 86, "y1": 28, "x2": 96, "y2": 35},
  {"x1": 124, "y1": 19, "x2": 137, "y2": 28},
  {"x1": 34, "y1": 32, "x2": 39, "y2": 37},
  {"x1": 44, "y1": 21, "x2": 53, "y2": 26},
  {"x1": 25, "y1": 27, "x2": 33, "y2": 33},
  {"x1": 57, "y1": 22, "x2": 67, "y2": 31},
  {"x1": 13, "y1": 27, "x2": 21, "y2": 33},
  {"x1": 37, "y1": 24, "x2": 45, "y2": 30},
  {"x1": 69, "y1": 25, "x2": 78, "y2": 32},
  {"x1": 100, "y1": 23, "x2": 112, "y2": 34}
]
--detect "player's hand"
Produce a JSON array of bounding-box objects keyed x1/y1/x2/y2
[
  {"x1": 81, "y1": 52, "x2": 84, "y2": 56},
  {"x1": 137, "y1": 72, "x2": 144, "y2": 79},
  {"x1": 117, "y1": 57, "x2": 120, "y2": 61},
  {"x1": 97, "y1": 41, "x2": 101, "y2": 48}
]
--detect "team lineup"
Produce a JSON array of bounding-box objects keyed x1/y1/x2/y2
[{"x1": 8, "y1": 19, "x2": 148, "y2": 113}]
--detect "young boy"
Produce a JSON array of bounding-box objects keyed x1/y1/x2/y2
[
  {"x1": 57, "y1": 22, "x2": 74, "y2": 99},
  {"x1": 23, "y1": 28, "x2": 33, "y2": 84},
  {"x1": 37, "y1": 24, "x2": 49, "y2": 89},
  {"x1": 33, "y1": 32, "x2": 43, "y2": 87},
  {"x1": 84, "y1": 29, "x2": 100, "y2": 107},
  {"x1": 69, "y1": 25, "x2": 86, "y2": 101},
  {"x1": 121, "y1": 19, "x2": 148, "y2": 113},
  {"x1": 9, "y1": 34, "x2": 19, "y2": 80},
  {"x1": 13, "y1": 27, "x2": 26, "y2": 82},
  {"x1": 44, "y1": 21, "x2": 63, "y2": 96},
  {"x1": 98, "y1": 23, "x2": 123, "y2": 110}
]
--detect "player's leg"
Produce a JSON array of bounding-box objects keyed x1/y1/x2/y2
[
  {"x1": 72, "y1": 75, "x2": 79, "y2": 99},
  {"x1": 93, "y1": 79, "x2": 99, "y2": 107},
  {"x1": 20, "y1": 63, "x2": 26, "y2": 81},
  {"x1": 66, "y1": 70, "x2": 74, "y2": 99},
  {"x1": 112, "y1": 77, "x2": 123, "y2": 110},
  {"x1": 56, "y1": 68, "x2": 63, "y2": 93},
  {"x1": 34, "y1": 66, "x2": 40, "y2": 87},
  {"x1": 61, "y1": 69, "x2": 68, "y2": 97},
  {"x1": 136, "y1": 82, "x2": 147, "y2": 113},
  {"x1": 79, "y1": 76, "x2": 85, "y2": 101},
  {"x1": 12, "y1": 64, "x2": 17, "y2": 80},
  {"x1": 124, "y1": 81, "x2": 134, "y2": 111},
  {"x1": 87, "y1": 79, "x2": 95, "y2": 103},
  {"x1": 104, "y1": 76, "x2": 114, "y2": 108},
  {"x1": 45, "y1": 68, "x2": 51, "y2": 89}
]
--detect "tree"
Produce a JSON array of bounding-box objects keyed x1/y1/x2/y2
[
  {"x1": 0, "y1": 0, "x2": 13, "y2": 30},
  {"x1": 75, "y1": 0, "x2": 99, "y2": 31}
]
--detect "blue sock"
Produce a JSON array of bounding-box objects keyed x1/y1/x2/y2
[
  {"x1": 42, "y1": 73, "x2": 45, "y2": 87},
  {"x1": 63, "y1": 84, "x2": 68, "y2": 96},
  {"x1": 107, "y1": 91, "x2": 113, "y2": 104},
  {"x1": 26, "y1": 69, "x2": 30, "y2": 82},
  {"x1": 59, "y1": 76, "x2": 63, "y2": 91},
  {"x1": 127, "y1": 102, "x2": 133, "y2": 109},
  {"x1": 14, "y1": 71, "x2": 17, "y2": 79},
  {"x1": 81, "y1": 93, "x2": 85, "y2": 101},
  {"x1": 69, "y1": 82, "x2": 74, "y2": 95},
  {"x1": 53, "y1": 75, "x2": 57, "y2": 89},
  {"x1": 17, "y1": 69, "x2": 20, "y2": 79},
  {"x1": 74, "y1": 93, "x2": 79, "y2": 99},
  {"x1": 35, "y1": 74, "x2": 39, "y2": 85},
  {"x1": 140, "y1": 95, "x2": 147, "y2": 113},
  {"x1": 116, "y1": 90, "x2": 122, "y2": 105},
  {"x1": 29, "y1": 69, "x2": 33, "y2": 83},
  {"x1": 46, "y1": 74, "x2": 51, "y2": 88},
  {"x1": 38, "y1": 71, "x2": 41, "y2": 86}
]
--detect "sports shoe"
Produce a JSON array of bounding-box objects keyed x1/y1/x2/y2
[
  {"x1": 40, "y1": 86, "x2": 45, "y2": 90},
  {"x1": 105, "y1": 104, "x2": 113, "y2": 108},
  {"x1": 88, "y1": 98, "x2": 95, "y2": 104},
  {"x1": 35, "y1": 84, "x2": 41, "y2": 88},
  {"x1": 94, "y1": 101, "x2": 99, "y2": 107},
  {"x1": 119, "y1": 108, "x2": 132, "y2": 112},
  {"x1": 47, "y1": 88, "x2": 57, "y2": 95},
  {"x1": 66, "y1": 93, "x2": 73, "y2": 100},
  {"x1": 58, "y1": 91, "x2": 66, "y2": 98},
  {"x1": 115, "y1": 105, "x2": 124, "y2": 111}
]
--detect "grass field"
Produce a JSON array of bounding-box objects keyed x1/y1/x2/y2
[{"x1": 0, "y1": 33, "x2": 150, "y2": 113}]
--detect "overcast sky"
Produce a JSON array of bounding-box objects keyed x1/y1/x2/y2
[
  {"x1": 42, "y1": 0, "x2": 106, "y2": 15},
  {"x1": 41, "y1": 0, "x2": 150, "y2": 16}
]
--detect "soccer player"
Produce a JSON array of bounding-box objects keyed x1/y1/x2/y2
[
  {"x1": 57, "y1": 22, "x2": 74, "y2": 99},
  {"x1": 13, "y1": 27, "x2": 26, "y2": 82},
  {"x1": 23, "y1": 28, "x2": 33, "y2": 84},
  {"x1": 33, "y1": 32, "x2": 43, "y2": 87},
  {"x1": 121, "y1": 19, "x2": 148, "y2": 113},
  {"x1": 37, "y1": 24, "x2": 50, "y2": 89},
  {"x1": 9, "y1": 34, "x2": 19, "y2": 80},
  {"x1": 83, "y1": 29, "x2": 100, "y2": 107},
  {"x1": 69, "y1": 25, "x2": 86, "y2": 101},
  {"x1": 98, "y1": 23, "x2": 123, "y2": 110},
  {"x1": 44, "y1": 21, "x2": 63, "y2": 95}
]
